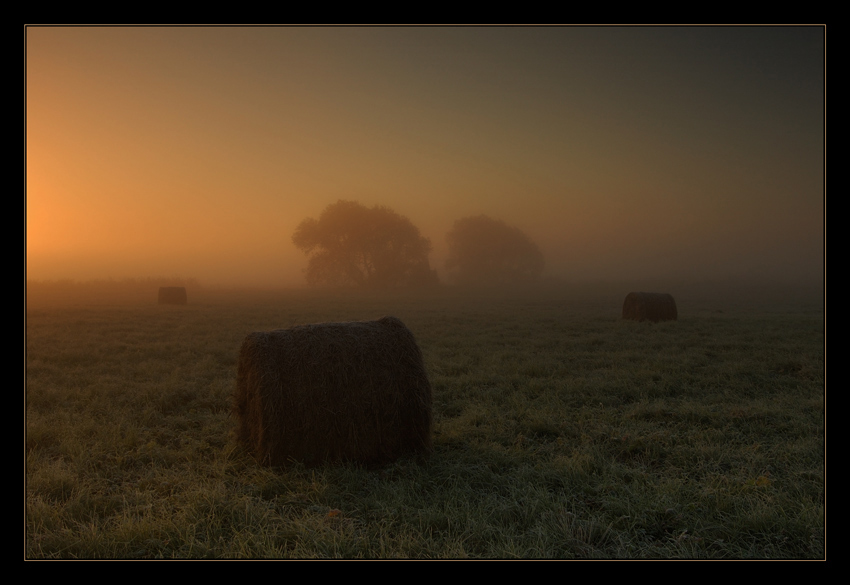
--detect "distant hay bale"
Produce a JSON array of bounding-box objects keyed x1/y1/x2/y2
[
  {"x1": 235, "y1": 316, "x2": 432, "y2": 468},
  {"x1": 158, "y1": 286, "x2": 187, "y2": 305},
  {"x1": 622, "y1": 292, "x2": 677, "y2": 322}
]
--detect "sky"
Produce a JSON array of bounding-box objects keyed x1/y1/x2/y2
[{"x1": 26, "y1": 26, "x2": 825, "y2": 288}]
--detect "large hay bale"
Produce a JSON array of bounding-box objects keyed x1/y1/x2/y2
[
  {"x1": 235, "y1": 316, "x2": 432, "y2": 468},
  {"x1": 158, "y1": 286, "x2": 187, "y2": 305},
  {"x1": 622, "y1": 292, "x2": 677, "y2": 322}
]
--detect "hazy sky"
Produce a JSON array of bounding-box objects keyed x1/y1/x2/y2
[{"x1": 26, "y1": 26, "x2": 824, "y2": 287}]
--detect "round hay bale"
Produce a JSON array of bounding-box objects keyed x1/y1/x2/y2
[
  {"x1": 158, "y1": 286, "x2": 187, "y2": 305},
  {"x1": 235, "y1": 316, "x2": 432, "y2": 468},
  {"x1": 622, "y1": 292, "x2": 677, "y2": 322}
]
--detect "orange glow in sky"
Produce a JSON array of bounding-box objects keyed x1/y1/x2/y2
[{"x1": 26, "y1": 26, "x2": 824, "y2": 287}]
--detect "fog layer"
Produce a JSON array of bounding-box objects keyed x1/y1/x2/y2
[{"x1": 27, "y1": 27, "x2": 824, "y2": 288}]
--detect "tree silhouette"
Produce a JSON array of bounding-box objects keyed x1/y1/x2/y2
[
  {"x1": 445, "y1": 215, "x2": 544, "y2": 286},
  {"x1": 293, "y1": 200, "x2": 439, "y2": 289}
]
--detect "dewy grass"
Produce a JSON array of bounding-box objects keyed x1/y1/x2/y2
[{"x1": 26, "y1": 285, "x2": 824, "y2": 558}]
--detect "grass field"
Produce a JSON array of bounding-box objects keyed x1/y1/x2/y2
[{"x1": 25, "y1": 282, "x2": 825, "y2": 558}]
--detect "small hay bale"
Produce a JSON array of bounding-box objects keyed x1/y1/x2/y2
[
  {"x1": 622, "y1": 292, "x2": 677, "y2": 322},
  {"x1": 235, "y1": 316, "x2": 432, "y2": 468},
  {"x1": 158, "y1": 286, "x2": 187, "y2": 305}
]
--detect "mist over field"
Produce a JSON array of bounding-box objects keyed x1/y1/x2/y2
[
  {"x1": 26, "y1": 26, "x2": 824, "y2": 291},
  {"x1": 25, "y1": 26, "x2": 825, "y2": 558},
  {"x1": 26, "y1": 281, "x2": 824, "y2": 558}
]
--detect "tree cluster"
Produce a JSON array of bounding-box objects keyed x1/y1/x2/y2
[
  {"x1": 292, "y1": 201, "x2": 438, "y2": 289},
  {"x1": 292, "y1": 200, "x2": 544, "y2": 289},
  {"x1": 444, "y1": 215, "x2": 544, "y2": 287}
]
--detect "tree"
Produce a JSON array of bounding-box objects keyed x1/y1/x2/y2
[
  {"x1": 293, "y1": 200, "x2": 439, "y2": 289},
  {"x1": 445, "y1": 215, "x2": 544, "y2": 286}
]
